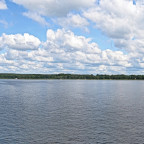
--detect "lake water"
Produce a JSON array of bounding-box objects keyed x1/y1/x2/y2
[{"x1": 0, "y1": 80, "x2": 144, "y2": 144}]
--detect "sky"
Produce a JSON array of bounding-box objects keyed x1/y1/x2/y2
[{"x1": 0, "y1": 0, "x2": 144, "y2": 74}]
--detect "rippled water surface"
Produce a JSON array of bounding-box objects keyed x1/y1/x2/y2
[{"x1": 1, "y1": 80, "x2": 144, "y2": 144}]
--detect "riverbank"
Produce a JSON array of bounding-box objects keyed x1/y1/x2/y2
[{"x1": 0, "y1": 73, "x2": 143, "y2": 80}]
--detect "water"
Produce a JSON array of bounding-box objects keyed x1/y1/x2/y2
[{"x1": 0, "y1": 80, "x2": 144, "y2": 144}]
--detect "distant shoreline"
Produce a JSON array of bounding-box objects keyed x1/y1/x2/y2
[{"x1": 0, "y1": 73, "x2": 143, "y2": 80}]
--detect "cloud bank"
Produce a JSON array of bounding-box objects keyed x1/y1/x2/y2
[{"x1": 0, "y1": 29, "x2": 134, "y2": 74}]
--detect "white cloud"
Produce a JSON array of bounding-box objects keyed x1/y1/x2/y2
[
  {"x1": 11, "y1": 0, "x2": 96, "y2": 28},
  {"x1": 0, "y1": 33, "x2": 41, "y2": 50},
  {"x1": 43, "y1": 29, "x2": 130, "y2": 73},
  {"x1": 57, "y1": 13, "x2": 89, "y2": 31},
  {"x1": 1, "y1": 0, "x2": 144, "y2": 74},
  {"x1": 23, "y1": 11, "x2": 49, "y2": 26},
  {"x1": 0, "y1": 0, "x2": 7, "y2": 10},
  {"x1": 1, "y1": 29, "x2": 144, "y2": 74},
  {"x1": 45, "y1": 29, "x2": 101, "y2": 53},
  {"x1": 83, "y1": 0, "x2": 144, "y2": 55},
  {"x1": 0, "y1": 20, "x2": 8, "y2": 28},
  {"x1": 12, "y1": 0, "x2": 96, "y2": 17}
]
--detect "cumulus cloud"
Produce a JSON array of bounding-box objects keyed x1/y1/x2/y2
[
  {"x1": 45, "y1": 29, "x2": 101, "y2": 53},
  {"x1": 32, "y1": 29, "x2": 131, "y2": 73},
  {"x1": 0, "y1": 0, "x2": 7, "y2": 10},
  {"x1": 57, "y1": 14, "x2": 89, "y2": 31},
  {"x1": 1, "y1": 0, "x2": 144, "y2": 74},
  {"x1": 2, "y1": 29, "x2": 144, "y2": 74},
  {"x1": 83, "y1": 0, "x2": 144, "y2": 55},
  {"x1": 0, "y1": 29, "x2": 132, "y2": 74},
  {"x1": 0, "y1": 33, "x2": 41, "y2": 50}
]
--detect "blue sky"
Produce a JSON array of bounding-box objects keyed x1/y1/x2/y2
[{"x1": 0, "y1": 0, "x2": 144, "y2": 74}]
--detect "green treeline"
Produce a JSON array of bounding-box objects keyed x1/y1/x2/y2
[{"x1": 0, "y1": 73, "x2": 143, "y2": 80}]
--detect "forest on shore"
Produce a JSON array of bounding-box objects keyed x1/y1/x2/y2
[{"x1": 0, "y1": 73, "x2": 144, "y2": 80}]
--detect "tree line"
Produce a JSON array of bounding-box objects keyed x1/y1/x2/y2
[{"x1": 0, "y1": 73, "x2": 143, "y2": 80}]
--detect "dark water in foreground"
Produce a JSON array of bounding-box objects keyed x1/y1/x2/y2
[{"x1": 0, "y1": 80, "x2": 144, "y2": 144}]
